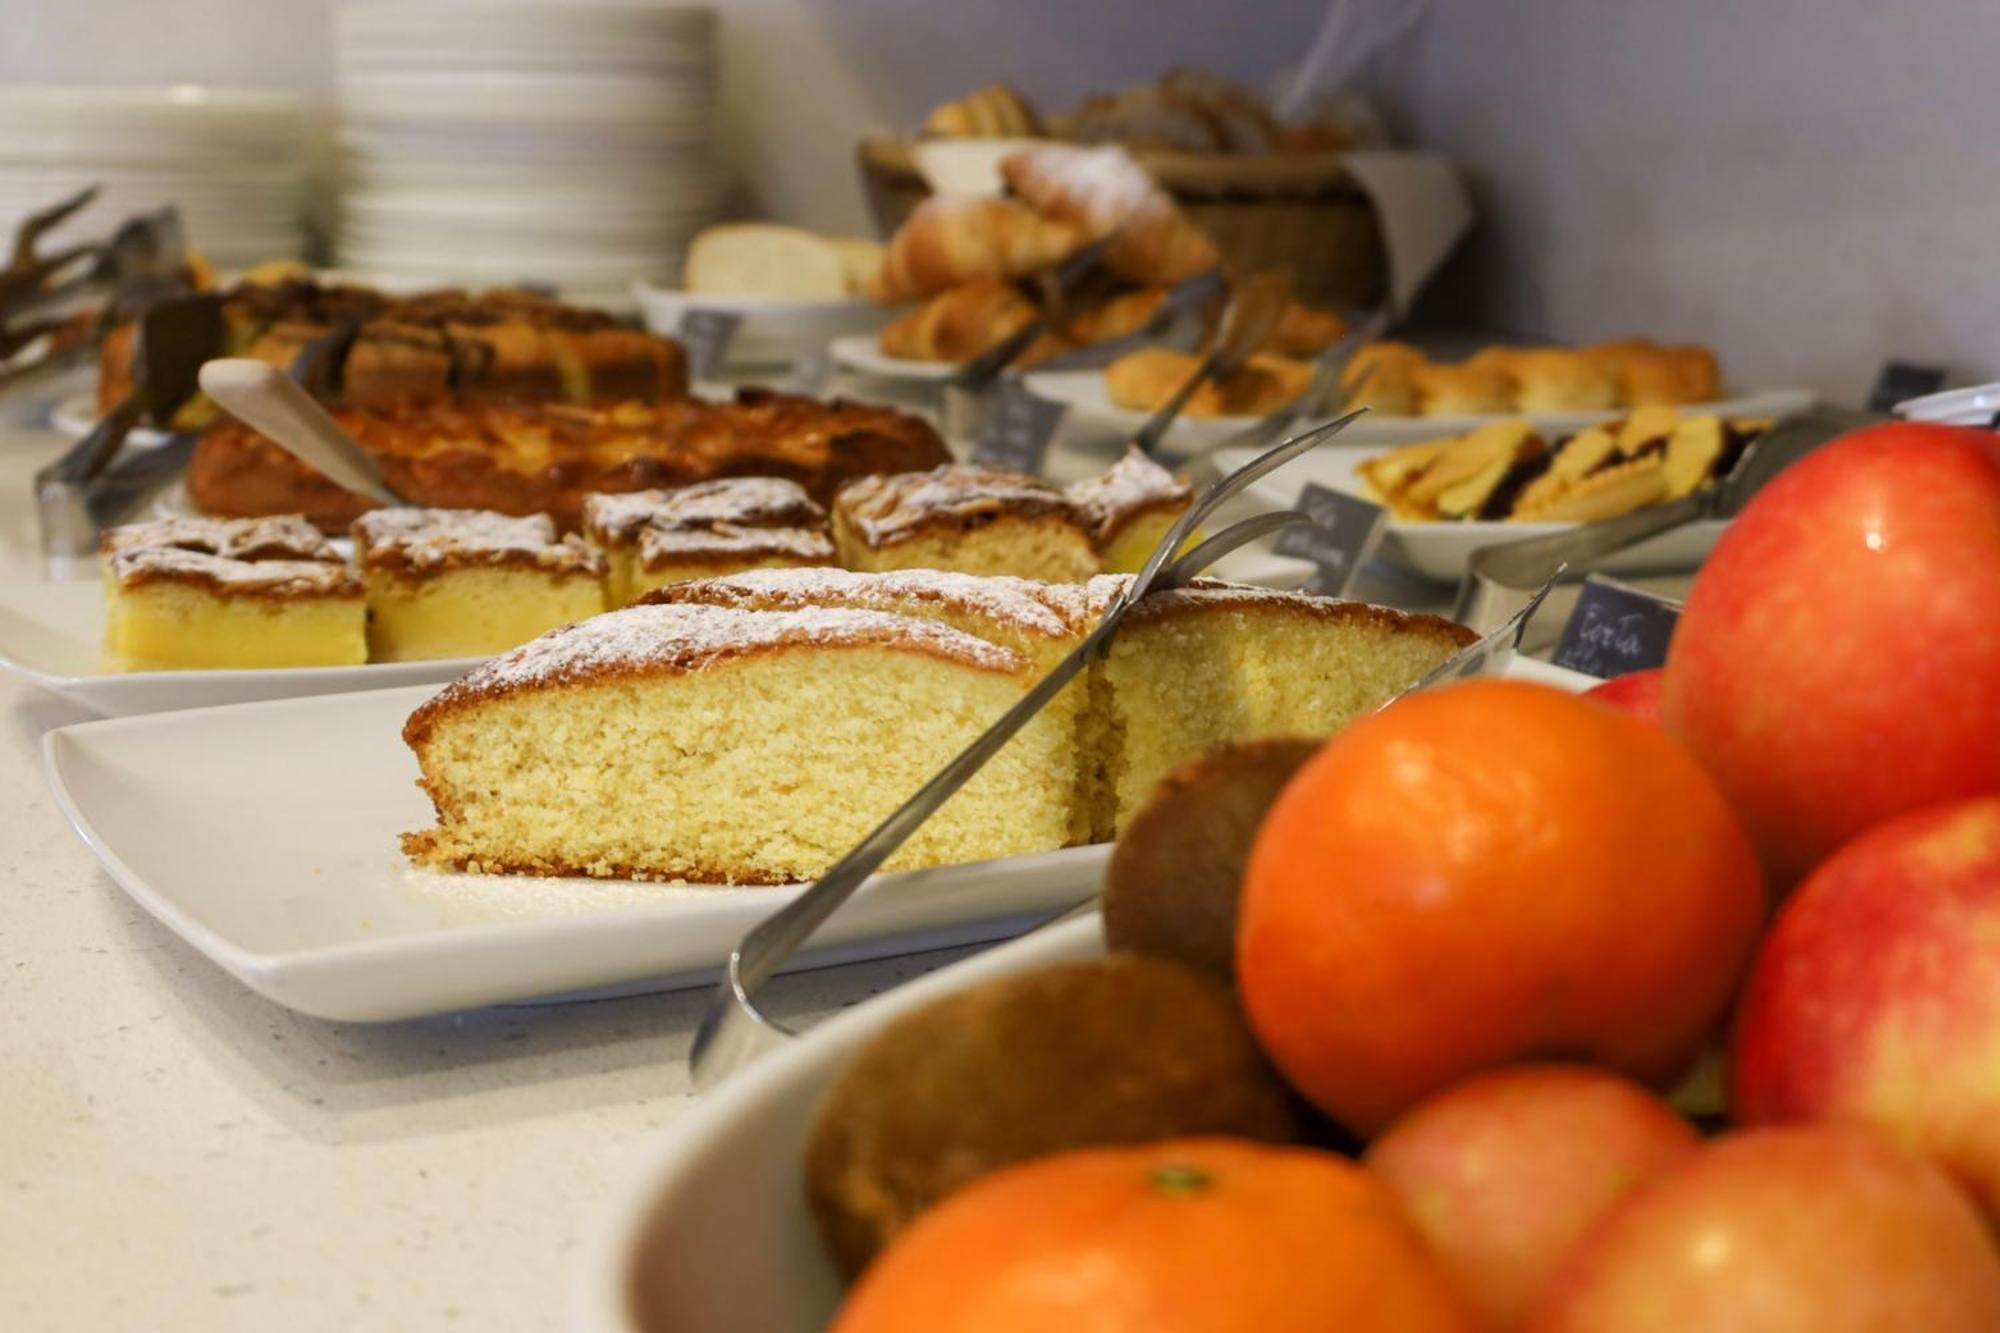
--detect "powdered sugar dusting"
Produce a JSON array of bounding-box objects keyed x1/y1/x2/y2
[
  {"x1": 834, "y1": 465, "x2": 1079, "y2": 547},
  {"x1": 583, "y1": 478, "x2": 825, "y2": 545},
  {"x1": 1004, "y1": 144, "x2": 1171, "y2": 234},
  {"x1": 107, "y1": 547, "x2": 362, "y2": 595},
  {"x1": 353, "y1": 508, "x2": 601, "y2": 575},
  {"x1": 655, "y1": 566, "x2": 1081, "y2": 637},
  {"x1": 418, "y1": 602, "x2": 1028, "y2": 713},
  {"x1": 637, "y1": 523, "x2": 835, "y2": 567},
  {"x1": 102, "y1": 514, "x2": 339, "y2": 563},
  {"x1": 1065, "y1": 448, "x2": 1192, "y2": 542}
]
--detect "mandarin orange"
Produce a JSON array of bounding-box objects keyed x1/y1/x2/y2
[{"x1": 1239, "y1": 679, "x2": 1765, "y2": 1135}]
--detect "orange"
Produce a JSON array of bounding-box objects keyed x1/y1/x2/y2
[
  {"x1": 829, "y1": 1137, "x2": 1477, "y2": 1332},
  {"x1": 1239, "y1": 679, "x2": 1765, "y2": 1135}
]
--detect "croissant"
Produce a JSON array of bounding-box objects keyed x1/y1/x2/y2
[
  {"x1": 1105, "y1": 348, "x2": 1311, "y2": 419},
  {"x1": 869, "y1": 196, "x2": 1090, "y2": 303},
  {"x1": 1000, "y1": 144, "x2": 1221, "y2": 287},
  {"x1": 924, "y1": 84, "x2": 1041, "y2": 138},
  {"x1": 878, "y1": 277, "x2": 1041, "y2": 363}
]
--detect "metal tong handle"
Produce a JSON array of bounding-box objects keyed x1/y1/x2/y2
[
  {"x1": 1131, "y1": 270, "x2": 1291, "y2": 457},
  {"x1": 689, "y1": 407, "x2": 1370, "y2": 1089},
  {"x1": 198, "y1": 359, "x2": 408, "y2": 508}
]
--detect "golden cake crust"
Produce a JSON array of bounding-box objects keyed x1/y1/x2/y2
[
  {"x1": 582, "y1": 477, "x2": 827, "y2": 547},
  {"x1": 1063, "y1": 575, "x2": 1479, "y2": 646},
  {"x1": 640, "y1": 566, "x2": 1081, "y2": 641},
  {"x1": 189, "y1": 389, "x2": 949, "y2": 532},
  {"x1": 635, "y1": 523, "x2": 835, "y2": 572},
  {"x1": 106, "y1": 548, "x2": 364, "y2": 601},
  {"x1": 832, "y1": 465, "x2": 1080, "y2": 551},
  {"x1": 1064, "y1": 447, "x2": 1192, "y2": 547},
  {"x1": 100, "y1": 514, "x2": 340, "y2": 563},
  {"x1": 402, "y1": 603, "x2": 1027, "y2": 748},
  {"x1": 352, "y1": 509, "x2": 603, "y2": 582}
]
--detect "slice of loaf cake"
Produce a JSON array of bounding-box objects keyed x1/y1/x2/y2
[
  {"x1": 1060, "y1": 576, "x2": 1475, "y2": 836},
  {"x1": 629, "y1": 525, "x2": 836, "y2": 602},
  {"x1": 645, "y1": 567, "x2": 1094, "y2": 840},
  {"x1": 101, "y1": 515, "x2": 365, "y2": 671},
  {"x1": 352, "y1": 509, "x2": 605, "y2": 662},
  {"x1": 1065, "y1": 447, "x2": 1195, "y2": 574},
  {"x1": 831, "y1": 465, "x2": 1099, "y2": 583},
  {"x1": 400, "y1": 603, "x2": 1075, "y2": 882},
  {"x1": 583, "y1": 478, "x2": 831, "y2": 606}
]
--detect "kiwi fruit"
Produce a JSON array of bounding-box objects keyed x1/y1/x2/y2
[
  {"x1": 803, "y1": 953, "x2": 1297, "y2": 1276},
  {"x1": 1102, "y1": 736, "x2": 1321, "y2": 982}
]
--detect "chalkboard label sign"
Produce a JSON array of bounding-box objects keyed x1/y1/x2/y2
[
  {"x1": 677, "y1": 308, "x2": 743, "y2": 381},
  {"x1": 972, "y1": 380, "x2": 1066, "y2": 474},
  {"x1": 1272, "y1": 483, "x2": 1388, "y2": 597},
  {"x1": 1551, "y1": 574, "x2": 1684, "y2": 679},
  {"x1": 1868, "y1": 360, "x2": 1948, "y2": 413}
]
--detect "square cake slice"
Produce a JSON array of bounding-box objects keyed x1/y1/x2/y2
[
  {"x1": 352, "y1": 509, "x2": 605, "y2": 663},
  {"x1": 1064, "y1": 447, "x2": 1194, "y2": 574},
  {"x1": 830, "y1": 465, "x2": 1100, "y2": 583},
  {"x1": 583, "y1": 478, "x2": 831, "y2": 606}
]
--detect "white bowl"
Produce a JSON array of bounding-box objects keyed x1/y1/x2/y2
[
  {"x1": 636, "y1": 283, "x2": 890, "y2": 369},
  {"x1": 1895, "y1": 381, "x2": 2000, "y2": 426}
]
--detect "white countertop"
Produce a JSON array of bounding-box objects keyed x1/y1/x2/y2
[
  {"x1": 0, "y1": 388, "x2": 1690, "y2": 1331},
  {"x1": 0, "y1": 404, "x2": 987, "y2": 1331}
]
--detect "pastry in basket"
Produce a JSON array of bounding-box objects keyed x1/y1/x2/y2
[
  {"x1": 1000, "y1": 144, "x2": 1221, "y2": 287},
  {"x1": 583, "y1": 477, "x2": 835, "y2": 606},
  {"x1": 923, "y1": 83, "x2": 1041, "y2": 138},
  {"x1": 187, "y1": 388, "x2": 950, "y2": 531},
  {"x1": 869, "y1": 196, "x2": 1090, "y2": 303},
  {"x1": 99, "y1": 516, "x2": 364, "y2": 671},
  {"x1": 351, "y1": 510, "x2": 606, "y2": 662},
  {"x1": 1362, "y1": 410, "x2": 1767, "y2": 524},
  {"x1": 1064, "y1": 447, "x2": 1194, "y2": 573},
  {"x1": 1104, "y1": 347, "x2": 1313, "y2": 419},
  {"x1": 831, "y1": 465, "x2": 1100, "y2": 583},
  {"x1": 398, "y1": 572, "x2": 1473, "y2": 880},
  {"x1": 876, "y1": 277, "x2": 1040, "y2": 364}
]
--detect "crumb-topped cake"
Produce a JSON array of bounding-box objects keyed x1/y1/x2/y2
[
  {"x1": 583, "y1": 477, "x2": 832, "y2": 606},
  {"x1": 831, "y1": 465, "x2": 1099, "y2": 583},
  {"x1": 400, "y1": 602, "x2": 1073, "y2": 882},
  {"x1": 1064, "y1": 447, "x2": 1194, "y2": 573},
  {"x1": 351, "y1": 509, "x2": 604, "y2": 662},
  {"x1": 101, "y1": 516, "x2": 364, "y2": 671},
  {"x1": 401, "y1": 571, "x2": 1473, "y2": 881}
]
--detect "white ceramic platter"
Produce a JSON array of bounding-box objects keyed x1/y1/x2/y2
[
  {"x1": 1215, "y1": 444, "x2": 1731, "y2": 583},
  {"x1": 827, "y1": 333, "x2": 960, "y2": 384},
  {"x1": 42, "y1": 682, "x2": 1111, "y2": 1022},
  {"x1": 567, "y1": 663, "x2": 1593, "y2": 1333},
  {"x1": 636, "y1": 285, "x2": 891, "y2": 369},
  {"x1": 0, "y1": 579, "x2": 480, "y2": 716}
]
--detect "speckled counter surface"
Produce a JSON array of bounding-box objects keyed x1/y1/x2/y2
[
  {"x1": 0, "y1": 411, "x2": 983, "y2": 1331},
  {"x1": 0, "y1": 392, "x2": 1691, "y2": 1331}
]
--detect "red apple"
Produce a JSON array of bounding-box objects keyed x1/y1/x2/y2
[
  {"x1": 1661, "y1": 422, "x2": 2000, "y2": 886},
  {"x1": 1583, "y1": 669, "x2": 1663, "y2": 726},
  {"x1": 1531, "y1": 1125, "x2": 2000, "y2": 1332},
  {"x1": 1732, "y1": 795, "x2": 2000, "y2": 1217},
  {"x1": 1364, "y1": 1065, "x2": 1697, "y2": 1329}
]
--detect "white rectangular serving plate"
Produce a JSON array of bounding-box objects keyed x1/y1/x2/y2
[
  {"x1": 563, "y1": 660, "x2": 1598, "y2": 1333},
  {"x1": 42, "y1": 682, "x2": 1110, "y2": 1022},
  {"x1": 0, "y1": 579, "x2": 485, "y2": 716},
  {"x1": 1216, "y1": 444, "x2": 1730, "y2": 582}
]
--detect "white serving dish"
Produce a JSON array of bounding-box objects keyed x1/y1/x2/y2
[
  {"x1": 566, "y1": 664, "x2": 1593, "y2": 1332},
  {"x1": 42, "y1": 684, "x2": 1114, "y2": 1022},
  {"x1": 827, "y1": 333, "x2": 960, "y2": 383},
  {"x1": 1307, "y1": 387, "x2": 1818, "y2": 446},
  {"x1": 1895, "y1": 381, "x2": 2000, "y2": 426},
  {"x1": 637, "y1": 285, "x2": 891, "y2": 369},
  {"x1": 1217, "y1": 444, "x2": 1731, "y2": 582},
  {"x1": 0, "y1": 579, "x2": 481, "y2": 716}
]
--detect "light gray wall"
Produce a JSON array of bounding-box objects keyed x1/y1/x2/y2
[
  {"x1": 1368, "y1": 0, "x2": 2000, "y2": 402},
  {"x1": 6, "y1": 0, "x2": 1992, "y2": 401}
]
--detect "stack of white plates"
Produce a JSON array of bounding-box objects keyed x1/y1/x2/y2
[
  {"x1": 333, "y1": 1, "x2": 724, "y2": 311},
  {"x1": 0, "y1": 85, "x2": 307, "y2": 271}
]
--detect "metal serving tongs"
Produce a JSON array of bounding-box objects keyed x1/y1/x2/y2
[
  {"x1": 1124, "y1": 270, "x2": 1293, "y2": 459},
  {"x1": 689, "y1": 405, "x2": 1375, "y2": 1090},
  {"x1": 1452, "y1": 403, "x2": 1886, "y2": 632}
]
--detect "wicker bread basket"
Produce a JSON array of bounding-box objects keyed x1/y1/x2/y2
[{"x1": 857, "y1": 136, "x2": 1387, "y2": 308}]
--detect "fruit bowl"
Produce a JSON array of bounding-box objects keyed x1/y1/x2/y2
[{"x1": 572, "y1": 658, "x2": 1595, "y2": 1332}]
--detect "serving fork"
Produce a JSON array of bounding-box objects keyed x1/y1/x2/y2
[{"x1": 688, "y1": 407, "x2": 1552, "y2": 1089}]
